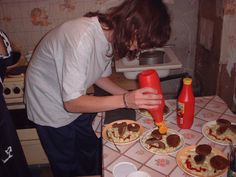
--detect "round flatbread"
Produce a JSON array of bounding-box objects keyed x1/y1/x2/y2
[{"x1": 140, "y1": 128, "x2": 184, "y2": 155}]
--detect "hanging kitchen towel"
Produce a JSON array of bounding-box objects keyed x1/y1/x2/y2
[{"x1": 0, "y1": 78, "x2": 32, "y2": 177}]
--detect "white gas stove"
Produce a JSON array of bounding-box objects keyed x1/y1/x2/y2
[{"x1": 3, "y1": 66, "x2": 26, "y2": 109}]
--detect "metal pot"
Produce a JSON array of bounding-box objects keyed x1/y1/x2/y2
[{"x1": 139, "y1": 50, "x2": 164, "y2": 65}]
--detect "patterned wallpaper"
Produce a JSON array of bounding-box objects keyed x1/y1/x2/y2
[
  {"x1": 0, "y1": 0, "x2": 199, "y2": 97},
  {"x1": 0, "y1": 0, "x2": 123, "y2": 53}
]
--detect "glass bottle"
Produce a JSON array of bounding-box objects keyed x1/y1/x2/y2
[{"x1": 227, "y1": 144, "x2": 236, "y2": 177}]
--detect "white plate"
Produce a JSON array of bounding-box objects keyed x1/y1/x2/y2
[
  {"x1": 140, "y1": 127, "x2": 184, "y2": 155},
  {"x1": 102, "y1": 120, "x2": 144, "y2": 145},
  {"x1": 202, "y1": 120, "x2": 236, "y2": 145},
  {"x1": 176, "y1": 145, "x2": 228, "y2": 177}
]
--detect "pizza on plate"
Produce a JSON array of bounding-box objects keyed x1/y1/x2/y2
[
  {"x1": 177, "y1": 144, "x2": 229, "y2": 177},
  {"x1": 105, "y1": 120, "x2": 143, "y2": 144},
  {"x1": 203, "y1": 119, "x2": 236, "y2": 145},
  {"x1": 140, "y1": 128, "x2": 184, "y2": 155}
]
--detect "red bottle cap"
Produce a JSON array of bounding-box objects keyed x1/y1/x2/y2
[{"x1": 183, "y1": 78, "x2": 192, "y2": 85}]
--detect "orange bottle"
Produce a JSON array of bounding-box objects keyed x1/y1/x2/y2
[
  {"x1": 138, "y1": 69, "x2": 167, "y2": 134},
  {"x1": 177, "y1": 77, "x2": 195, "y2": 129}
]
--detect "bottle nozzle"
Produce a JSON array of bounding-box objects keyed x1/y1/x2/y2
[{"x1": 155, "y1": 121, "x2": 168, "y2": 134}]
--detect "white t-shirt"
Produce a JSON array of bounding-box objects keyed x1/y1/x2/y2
[{"x1": 24, "y1": 17, "x2": 112, "y2": 128}]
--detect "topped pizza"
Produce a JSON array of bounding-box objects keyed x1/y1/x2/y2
[
  {"x1": 103, "y1": 120, "x2": 144, "y2": 145},
  {"x1": 202, "y1": 119, "x2": 236, "y2": 145},
  {"x1": 177, "y1": 144, "x2": 229, "y2": 177},
  {"x1": 140, "y1": 128, "x2": 184, "y2": 155}
]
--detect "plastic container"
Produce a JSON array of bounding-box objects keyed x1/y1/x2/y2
[
  {"x1": 138, "y1": 69, "x2": 167, "y2": 134},
  {"x1": 177, "y1": 77, "x2": 195, "y2": 129},
  {"x1": 127, "y1": 171, "x2": 151, "y2": 177},
  {"x1": 112, "y1": 162, "x2": 137, "y2": 177}
]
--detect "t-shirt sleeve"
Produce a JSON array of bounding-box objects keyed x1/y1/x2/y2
[
  {"x1": 62, "y1": 34, "x2": 91, "y2": 102},
  {"x1": 101, "y1": 60, "x2": 112, "y2": 77}
]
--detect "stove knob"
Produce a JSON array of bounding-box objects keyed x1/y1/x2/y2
[
  {"x1": 13, "y1": 87, "x2": 21, "y2": 94},
  {"x1": 4, "y1": 88, "x2": 11, "y2": 95}
]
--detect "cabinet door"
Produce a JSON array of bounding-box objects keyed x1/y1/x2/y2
[{"x1": 194, "y1": 0, "x2": 223, "y2": 95}]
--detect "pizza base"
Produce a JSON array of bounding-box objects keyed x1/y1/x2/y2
[
  {"x1": 177, "y1": 145, "x2": 227, "y2": 177},
  {"x1": 106, "y1": 127, "x2": 140, "y2": 143},
  {"x1": 140, "y1": 128, "x2": 184, "y2": 155},
  {"x1": 203, "y1": 123, "x2": 236, "y2": 145}
]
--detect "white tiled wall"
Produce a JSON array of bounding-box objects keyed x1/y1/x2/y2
[
  {"x1": 0, "y1": 0, "x2": 199, "y2": 96},
  {"x1": 0, "y1": 0, "x2": 123, "y2": 53}
]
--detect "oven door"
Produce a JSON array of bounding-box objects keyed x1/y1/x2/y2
[{"x1": 8, "y1": 105, "x2": 34, "y2": 129}]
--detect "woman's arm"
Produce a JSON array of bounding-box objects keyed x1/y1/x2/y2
[
  {"x1": 63, "y1": 87, "x2": 161, "y2": 113},
  {"x1": 95, "y1": 76, "x2": 128, "y2": 95}
]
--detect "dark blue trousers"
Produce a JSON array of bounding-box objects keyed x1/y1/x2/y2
[{"x1": 35, "y1": 113, "x2": 102, "y2": 177}]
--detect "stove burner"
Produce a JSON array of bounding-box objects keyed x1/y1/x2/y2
[{"x1": 7, "y1": 65, "x2": 27, "y2": 78}]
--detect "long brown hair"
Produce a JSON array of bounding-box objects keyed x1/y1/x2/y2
[{"x1": 85, "y1": 0, "x2": 171, "y2": 60}]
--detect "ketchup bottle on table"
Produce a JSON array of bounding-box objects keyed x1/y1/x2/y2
[
  {"x1": 177, "y1": 77, "x2": 195, "y2": 129},
  {"x1": 138, "y1": 69, "x2": 167, "y2": 134}
]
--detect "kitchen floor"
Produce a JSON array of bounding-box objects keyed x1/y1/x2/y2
[
  {"x1": 30, "y1": 165, "x2": 53, "y2": 177},
  {"x1": 29, "y1": 164, "x2": 102, "y2": 177}
]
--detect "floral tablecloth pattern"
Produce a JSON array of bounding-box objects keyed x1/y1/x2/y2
[{"x1": 99, "y1": 96, "x2": 236, "y2": 177}]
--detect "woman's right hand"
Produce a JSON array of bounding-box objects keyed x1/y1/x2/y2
[{"x1": 124, "y1": 87, "x2": 162, "y2": 110}]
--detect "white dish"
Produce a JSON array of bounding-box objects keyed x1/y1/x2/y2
[
  {"x1": 202, "y1": 120, "x2": 236, "y2": 145},
  {"x1": 112, "y1": 162, "x2": 137, "y2": 177},
  {"x1": 140, "y1": 128, "x2": 184, "y2": 155}
]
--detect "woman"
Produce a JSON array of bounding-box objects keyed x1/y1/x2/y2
[
  {"x1": 24, "y1": 0, "x2": 171, "y2": 176},
  {"x1": 0, "y1": 30, "x2": 31, "y2": 177}
]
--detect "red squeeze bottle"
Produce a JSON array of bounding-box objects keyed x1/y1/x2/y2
[
  {"x1": 138, "y1": 69, "x2": 167, "y2": 134},
  {"x1": 177, "y1": 77, "x2": 195, "y2": 129}
]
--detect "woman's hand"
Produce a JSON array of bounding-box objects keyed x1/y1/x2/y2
[{"x1": 124, "y1": 87, "x2": 162, "y2": 109}]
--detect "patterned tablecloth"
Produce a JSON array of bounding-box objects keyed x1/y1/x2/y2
[{"x1": 92, "y1": 96, "x2": 236, "y2": 177}]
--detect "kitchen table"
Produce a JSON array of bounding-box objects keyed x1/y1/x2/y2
[{"x1": 92, "y1": 96, "x2": 236, "y2": 177}]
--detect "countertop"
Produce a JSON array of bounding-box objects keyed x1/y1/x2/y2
[
  {"x1": 109, "y1": 70, "x2": 138, "y2": 91},
  {"x1": 87, "y1": 69, "x2": 138, "y2": 94}
]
